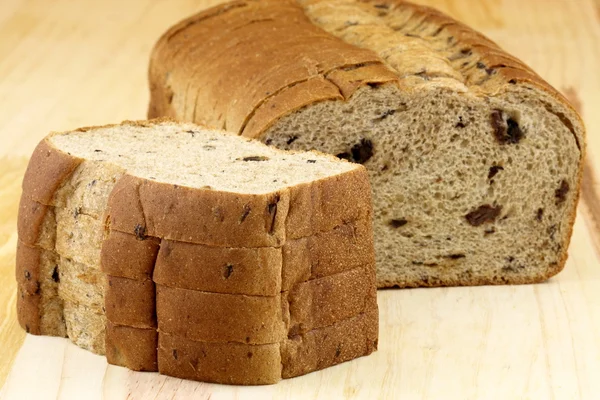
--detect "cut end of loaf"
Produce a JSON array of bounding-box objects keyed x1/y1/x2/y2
[{"x1": 264, "y1": 82, "x2": 582, "y2": 288}]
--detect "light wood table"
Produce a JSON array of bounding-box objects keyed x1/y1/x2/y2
[{"x1": 1, "y1": 0, "x2": 599, "y2": 398}]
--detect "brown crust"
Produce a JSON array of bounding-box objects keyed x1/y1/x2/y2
[
  {"x1": 148, "y1": 0, "x2": 582, "y2": 146},
  {"x1": 105, "y1": 276, "x2": 156, "y2": 328},
  {"x1": 157, "y1": 307, "x2": 378, "y2": 385},
  {"x1": 156, "y1": 266, "x2": 375, "y2": 344},
  {"x1": 148, "y1": 0, "x2": 383, "y2": 132},
  {"x1": 105, "y1": 322, "x2": 158, "y2": 372},
  {"x1": 286, "y1": 266, "x2": 376, "y2": 336},
  {"x1": 107, "y1": 174, "x2": 289, "y2": 248},
  {"x1": 381, "y1": 0, "x2": 585, "y2": 150},
  {"x1": 100, "y1": 230, "x2": 160, "y2": 281},
  {"x1": 152, "y1": 218, "x2": 373, "y2": 296},
  {"x1": 108, "y1": 167, "x2": 371, "y2": 247},
  {"x1": 153, "y1": 240, "x2": 283, "y2": 296},
  {"x1": 17, "y1": 286, "x2": 41, "y2": 335},
  {"x1": 282, "y1": 218, "x2": 375, "y2": 290},
  {"x1": 16, "y1": 241, "x2": 42, "y2": 295},
  {"x1": 158, "y1": 332, "x2": 282, "y2": 385},
  {"x1": 241, "y1": 77, "x2": 342, "y2": 139},
  {"x1": 17, "y1": 197, "x2": 55, "y2": 249},
  {"x1": 281, "y1": 306, "x2": 378, "y2": 379},
  {"x1": 156, "y1": 284, "x2": 286, "y2": 344},
  {"x1": 21, "y1": 139, "x2": 82, "y2": 204}
]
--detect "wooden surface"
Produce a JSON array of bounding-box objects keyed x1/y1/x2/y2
[{"x1": 1, "y1": 0, "x2": 599, "y2": 398}]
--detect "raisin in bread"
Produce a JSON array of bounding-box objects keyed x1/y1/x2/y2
[
  {"x1": 148, "y1": 0, "x2": 585, "y2": 288},
  {"x1": 16, "y1": 119, "x2": 378, "y2": 384}
]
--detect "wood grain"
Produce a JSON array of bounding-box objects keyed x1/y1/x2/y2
[
  {"x1": 1, "y1": 0, "x2": 599, "y2": 399},
  {"x1": 0, "y1": 158, "x2": 27, "y2": 386}
]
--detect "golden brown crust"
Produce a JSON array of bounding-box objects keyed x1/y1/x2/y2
[
  {"x1": 105, "y1": 276, "x2": 156, "y2": 328},
  {"x1": 148, "y1": 0, "x2": 584, "y2": 151},
  {"x1": 156, "y1": 284, "x2": 286, "y2": 344},
  {"x1": 153, "y1": 221, "x2": 374, "y2": 296},
  {"x1": 241, "y1": 77, "x2": 342, "y2": 139},
  {"x1": 105, "y1": 322, "x2": 158, "y2": 372},
  {"x1": 157, "y1": 307, "x2": 378, "y2": 385},
  {"x1": 282, "y1": 218, "x2": 374, "y2": 290},
  {"x1": 153, "y1": 240, "x2": 283, "y2": 296},
  {"x1": 100, "y1": 230, "x2": 160, "y2": 281},
  {"x1": 17, "y1": 197, "x2": 55, "y2": 249},
  {"x1": 158, "y1": 333, "x2": 282, "y2": 385},
  {"x1": 281, "y1": 306, "x2": 378, "y2": 378},
  {"x1": 108, "y1": 167, "x2": 371, "y2": 247},
  {"x1": 286, "y1": 265, "x2": 376, "y2": 336},
  {"x1": 16, "y1": 241, "x2": 42, "y2": 295},
  {"x1": 376, "y1": 0, "x2": 585, "y2": 150},
  {"x1": 156, "y1": 266, "x2": 375, "y2": 344},
  {"x1": 21, "y1": 139, "x2": 82, "y2": 204},
  {"x1": 17, "y1": 287, "x2": 41, "y2": 335},
  {"x1": 107, "y1": 174, "x2": 289, "y2": 248},
  {"x1": 148, "y1": 0, "x2": 386, "y2": 132}
]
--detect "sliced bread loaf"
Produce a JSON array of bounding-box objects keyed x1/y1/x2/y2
[
  {"x1": 148, "y1": 0, "x2": 585, "y2": 287},
  {"x1": 16, "y1": 119, "x2": 378, "y2": 384}
]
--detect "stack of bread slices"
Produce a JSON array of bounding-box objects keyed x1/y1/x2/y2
[{"x1": 16, "y1": 120, "x2": 378, "y2": 384}]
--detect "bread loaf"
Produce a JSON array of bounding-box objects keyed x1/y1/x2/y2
[
  {"x1": 148, "y1": 0, "x2": 585, "y2": 288},
  {"x1": 16, "y1": 119, "x2": 378, "y2": 384}
]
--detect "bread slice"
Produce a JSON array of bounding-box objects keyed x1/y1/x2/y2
[
  {"x1": 158, "y1": 307, "x2": 378, "y2": 385},
  {"x1": 155, "y1": 266, "x2": 376, "y2": 344},
  {"x1": 16, "y1": 119, "x2": 378, "y2": 384},
  {"x1": 148, "y1": 0, "x2": 585, "y2": 288}
]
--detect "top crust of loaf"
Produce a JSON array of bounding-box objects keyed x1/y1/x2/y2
[
  {"x1": 22, "y1": 119, "x2": 372, "y2": 247},
  {"x1": 148, "y1": 0, "x2": 584, "y2": 152}
]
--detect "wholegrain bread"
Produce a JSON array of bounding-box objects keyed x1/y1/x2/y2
[
  {"x1": 148, "y1": 0, "x2": 585, "y2": 287},
  {"x1": 158, "y1": 307, "x2": 378, "y2": 385},
  {"x1": 152, "y1": 218, "x2": 373, "y2": 296},
  {"x1": 156, "y1": 266, "x2": 376, "y2": 344},
  {"x1": 16, "y1": 119, "x2": 378, "y2": 384}
]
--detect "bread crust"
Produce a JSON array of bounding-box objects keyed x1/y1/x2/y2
[
  {"x1": 101, "y1": 230, "x2": 160, "y2": 281},
  {"x1": 281, "y1": 306, "x2": 378, "y2": 379},
  {"x1": 154, "y1": 240, "x2": 283, "y2": 296},
  {"x1": 17, "y1": 197, "x2": 55, "y2": 250},
  {"x1": 157, "y1": 307, "x2": 378, "y2": 385},
  {"x1": 17, "y1": 287, "x2": 41, "y2": 335},
  {"x1": 21, "y1": 139, "x2": 82, "y2": 204},
  {"x1": 149, "y1": 0, "x2": 581, "y2": 144},
  {"x1": 105, "y1": 322, "x2": 158, "y2": 372},
  {"x1": 282, "y1": 218, "x2": 375, "y2": 289},
  {"x1": 156, "y1": 265, "x2": 375, "y2": 344},
  {"x1": 156, "y1": 284, "x2": 286, "y2": 344},
  {"x1": 16, "y1": 241, "x2": 43, "y2": 295},
  {"x1": 158, "y1": 333, "x2": 282, "y2": 385},
  {"x1": 152, "y1": 217, "x2": 373, "y2": 296},
  {"x1": 107, "y1": 167, "x2": 370, "y2": 247},
  {"x1": 105, "y1": 276, "x2": 156, "y2": 328}
]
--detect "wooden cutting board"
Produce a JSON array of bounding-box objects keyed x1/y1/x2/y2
[{"x1": 1, "y1": 0, "x2": 599, "y2": 398}]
